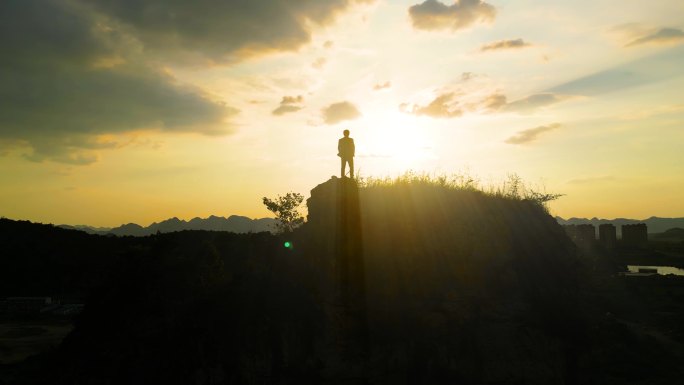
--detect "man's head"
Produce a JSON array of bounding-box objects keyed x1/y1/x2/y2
[{"x1": 343, "y1": 129, "x2": 350, "y2": 137}]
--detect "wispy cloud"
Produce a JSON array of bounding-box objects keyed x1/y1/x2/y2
[
  {"x1": 312, "y1": 57, "x2": 327, "y2": 69},
  {"x1": 408, "y1": 0, "x2": 496, "y2": 32},
  {"x1": 626, "y1": 27, "x2": 684, "y2": 47},
  {"x1": 460, "y1": 72, "x2": 476, "y2": 81},
  {"x1": 567, "y1": 176, "x2": 616, "y2": 185},
  {"x1": 480, "y1": 38, "x2": 531, "y2": 52},
  {"x1": 322, "y1": 101, "x2": 361, "y2": 124},
  {"x1": 281, "y1": 96, "x2": 304, "y2": 105},
  {"x1": 480, "y1": 93, "x2": 507, "y2": 111},
  {"x1": 504, "y1": 94, "x2": 566, "y2": 113},
  {"x1": 401, "y1": 93, "x2": 463, "y2": 118},
  {"x1": 373, "y1": 81, "x2": 392, "y2": 91},
  {"x1": 505, "y1": 123, "x2": 561, "y2": 145},
  {"x1": 401, "y1": 89, "x2": 566, "y2": 119},
  {"x1": 474, "y1": 92, "x2": 566, "y2": 114},
  {"x1": 272, "y1": 95, "x2": 304, "y2": 116},
  {"x1": 548, "y1": 46, "x2": 684, "y2": 96},
  {"x1": 272, "y1": 105, "x2": 303, "y2": 116},
  {"x1": 619, "y1": 104, "x2": 684, "y2": 120}
]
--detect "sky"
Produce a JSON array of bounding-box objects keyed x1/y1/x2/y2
[{"x1": 1, "y1": 0, "x2": 683, "y2": 227}]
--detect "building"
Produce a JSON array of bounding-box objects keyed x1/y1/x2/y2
[
  {"x1": 599, "y1": 224, "x2": 617, "y2": 248},
  {"x1": 622, "y1": 223, "x2": 648, "y2": 248},
  {"x1": 563, "y1": 224, "x2": 596, "y2": 245},
  {"x1": 5, "y1": 297, "x2": 53, "y2": 313}
]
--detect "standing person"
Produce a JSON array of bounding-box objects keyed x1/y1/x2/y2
[{"x1": 338, "y1": 129, "x2": 355, "y2": 178}]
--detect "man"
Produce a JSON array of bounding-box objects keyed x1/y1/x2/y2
[{"x1": 338, "y1": 129, "x2": 355, "y2": 178}]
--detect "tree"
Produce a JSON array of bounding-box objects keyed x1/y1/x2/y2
[{"x1": 262, "y1": 192, "x2": 305, "y2": 234}]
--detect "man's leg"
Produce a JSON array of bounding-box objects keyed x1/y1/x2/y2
[
  {"x1": 349, "y1": 158, "x2": 354, "y2": 179},
  {"x1": 341, "y1": 157, "x2": 346, "y2": 177}
]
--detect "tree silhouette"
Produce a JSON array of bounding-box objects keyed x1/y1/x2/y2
[{"x1": 262, "y1": 192, "x2": 305, "y2": 234}]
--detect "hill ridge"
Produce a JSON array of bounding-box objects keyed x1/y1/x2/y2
[{"x1": 58, "y1": 214, "x2": 275, "y2": 236}]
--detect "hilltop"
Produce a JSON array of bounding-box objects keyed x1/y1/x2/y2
[{"x1": 2, "y1": 178, "x2": 684, "y2": 384}]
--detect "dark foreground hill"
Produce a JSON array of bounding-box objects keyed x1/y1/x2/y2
[{"x1": 2, "y1": 178, "x2": 684, "y2": 384}]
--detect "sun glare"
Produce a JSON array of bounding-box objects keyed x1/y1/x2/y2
[{"x1": 359, "y1": 110, "x2": 436, "y2": 174}]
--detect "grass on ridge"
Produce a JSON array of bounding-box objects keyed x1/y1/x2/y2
[{"x1": 356, "y1": 171, "x2": 563, "y2": 211}]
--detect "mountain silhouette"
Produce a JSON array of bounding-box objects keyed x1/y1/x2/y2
[
  {"x1": 59, "y1": 215, "x2": 276, "y2": 236},
  {"x1": 652, "y1": 227, "x2": 684, "y2": 242}
]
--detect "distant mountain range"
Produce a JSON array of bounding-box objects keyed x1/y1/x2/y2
[
  {"x1": 652, "y1": 228, "x2": 684, "y2": 242},
  {"x1": 60, "y1": 215, "x2": 276, "y2": 236},
  {"x1": 53, "y1": 215, "x2": 684, "y2": 237},
  {"x1": 555, "y1": 216, "x2": 684, "y2": 235}
]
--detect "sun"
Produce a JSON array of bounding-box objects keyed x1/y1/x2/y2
[{"x1": 356, "y1": 110, "x2": 436, "y2": 174}]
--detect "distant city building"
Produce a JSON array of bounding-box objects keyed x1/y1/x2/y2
[
  {"x1": 621, "y1": 223, "x2": 648, "y2": 248},
  {"x1": 563, "y1": 224, "x2": 596, "y2": 245},
  {"x1": 5, "y1": 297, "x2": 52, "y2": 313},
  {"x1": 599, "y1": 224, "x2": 617, "y2": 248},
  {"x1": 1, "y1": 297, "x2": 84, "y2": 315}
]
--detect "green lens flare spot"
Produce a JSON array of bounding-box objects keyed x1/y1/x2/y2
[{"x1": 284, "y1": 241, "x2": 292, "y2": 249}]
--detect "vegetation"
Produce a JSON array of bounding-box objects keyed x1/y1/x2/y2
[
  {"x1": 4, "y1": 177, "x2": 684, "y2": 385},
  {"x1": 357, "y1": 170, "x2": 563, "y2": 210},
  {"x1": 262, "y1": 192, "x2": 305, "y2": 233}
]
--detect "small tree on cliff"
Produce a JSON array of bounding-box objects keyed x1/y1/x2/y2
[{"x1": 262, "y1": 192, "x2": 305, "y2": 234}]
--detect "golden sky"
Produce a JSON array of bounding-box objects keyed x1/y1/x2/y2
[{"x1": 1, "y1": 0, "x2": 683, "y2": 227}]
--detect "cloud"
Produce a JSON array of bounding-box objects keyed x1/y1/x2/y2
[
  {"x1": 272, "y1": 95, "x2": 304, "y2": 116},
  {"x1": 481, "y1": 38, "x2": 531, "y2": 52},
  {"x1": 0, "y1": 0, "x2": 234, "y2": 165},
  {"x1": 403, "y1": 93, "x2": 462, "y2": 118},
  {"x1": 82, "y1": 0, "x2": 372, "y2": 62},
  {"x1": 619, "y1": 104, "x2": 684, "y2": 120},
  {"x1": 408, "y1": 0, "x2": 496, "y2": 32},
  {"x1": 323, "y1": 40, "x2": 334, "y2": 49},
  {"x1": 505, "y1": 123, "x2": 561, "y2": 145},
  {"x1": 281, "y1": 95, "x2": 304, "y2": 104},
  {"x1": 373, "y1": 81, "x2": 392, "y2": 90},
  {"x1": 322, "y1": 101, "x2": 361, "y2": 124},
  {"x1": 548, "y1": 46, "x2": 684, "y2": 96},
  {"x1": 475, "y1": 92, "x2": 564, "y2": 113},
  {"x1": 272, "y1": 105, "x2": 303, "y2": 116},
  {"x1": 460, "y1": 72, "x2": 475, "y2": 81},
  {"x1": 504, "y1": 93, "x2": 565, "y2": 113},
  {"x1": 312, "y1": 57, "x2": 327, "y2": 69},
  {"x1": 626, "y1": 27, "x2": 684, "y2": 47},
  {"x1": 567, "y1": 176, "x2": 616, "y2": 185},
  {"x1": 401, "y1": 89, "x2": 564, "y2": 119},
  {"x1": 481, "y1": 93, "x2": 507, "y2": 111}
]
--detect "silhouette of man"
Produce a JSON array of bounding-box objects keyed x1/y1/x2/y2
[{"x1": 338, "y1": 129, "x2": 355, "y2": 178}]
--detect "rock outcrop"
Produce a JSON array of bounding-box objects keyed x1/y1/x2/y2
[{"x1": 302, "y1": 177, "x2": 581, "y2": 384}]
